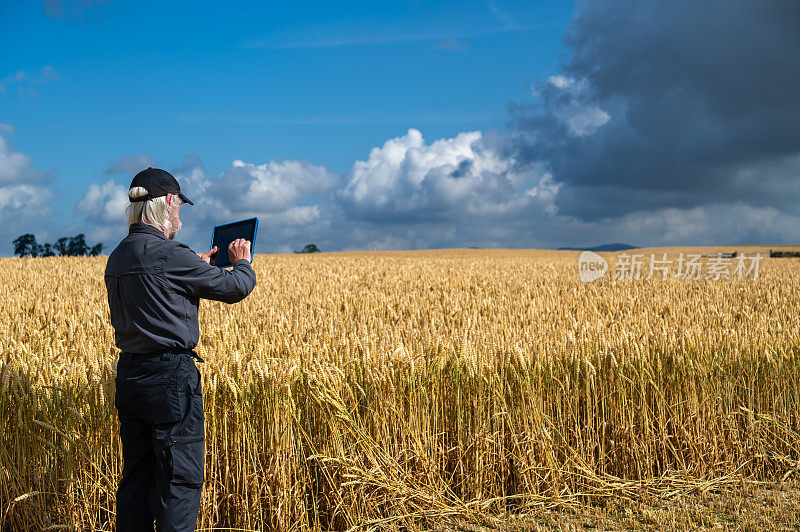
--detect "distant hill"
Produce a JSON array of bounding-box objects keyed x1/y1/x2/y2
[{"x1": 558, "y1": 243, "x2": 638, "y2": 252}]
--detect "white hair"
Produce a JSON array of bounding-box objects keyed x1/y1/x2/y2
[{"x1": 126, "y1": 186, "x2": 182, "y2": 236}]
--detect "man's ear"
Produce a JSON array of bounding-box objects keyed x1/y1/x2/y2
[{"x1": 165, "y1": 192, "x2": 173, "y2": 205}]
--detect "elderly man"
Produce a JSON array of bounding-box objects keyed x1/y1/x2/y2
[{"x1": 105, "y1": 167, "x2": 256, "y2": 531}]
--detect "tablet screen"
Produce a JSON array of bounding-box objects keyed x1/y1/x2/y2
[{"x1": 210, "y1": 217, "x2": 258, "y2": 267}]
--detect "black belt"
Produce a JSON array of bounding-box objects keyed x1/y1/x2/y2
[{"x1": 121, "y1": 349, "x2": 205, "y2": 363}]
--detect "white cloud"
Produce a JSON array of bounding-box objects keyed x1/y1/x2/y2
[
  {"x1": 564, "y1": 106, "x2": 610, "y2": 137},
  {"x1": 201, "y1": 158, "x2": 338, "y2": 224},
  {"x1": 608, "y1": 203, "x2": 799, "y2": 246},
  {"x1": 257, "y1": 205, "x2": 321, "y2": 226},
  {"x1": 0, "y1": 125, "x2": 53, "y2": 189},
  {"x1": 0, "y1": 126, "x2": 57, "y2": 254},
  {"x1": 0, "y1": 137, "x2": 36, "y2": 185},
  {"x1": 78, "y1": 154, "x2": 341, "y2": 253},
  {"x1": 0, "y1": 183, "x2": 54, "y2": 212},
  {"x1": 338, "y1": 128, "x2": 558, "y2": 222},
  {"x1": 547, "y1": 75, "x2": 573, "y2": 90},
  {"x1": 538, "y1": 76, "x2": 610, "y2": 137},
  {"x1": 76, "y1": 179, "x2": 129, "y2": 225},
  {"x1": 0, "y1": 124, "x2": 49, "y2": 185},
  {"x1": 176, "y1": 157, "x2": 339, "y2": 252}
]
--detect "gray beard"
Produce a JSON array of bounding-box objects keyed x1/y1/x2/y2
[{"x1": 168, "y1": 217, "x2": 182, "y2": 240}]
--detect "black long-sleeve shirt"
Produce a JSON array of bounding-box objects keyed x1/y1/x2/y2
[{"x1": 105, "y1": 222, "x2": 257, "y2": 354}]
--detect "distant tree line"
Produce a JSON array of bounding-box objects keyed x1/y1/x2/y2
[
  {"x1": 12, "y1": 233, "x2": 104, "y2": 257},
  {"x1": 293, "y1": 243, "x2": 321, "y2": 254}
]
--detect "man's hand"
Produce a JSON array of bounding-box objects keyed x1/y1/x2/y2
[
  {"x1": 228, "y1": 239, "x2": 251, "y2": 264},
  {"x1": 201, "y1": 246, "x2": 218, "y2": 265}
]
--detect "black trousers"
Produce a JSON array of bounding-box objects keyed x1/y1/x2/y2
[{"x1": 114, "y1": 351, "x2": 205, "y2": 532}]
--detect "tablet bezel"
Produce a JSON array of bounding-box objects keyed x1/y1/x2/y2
[{"x1": 209, "y1": 217, "x2": 259, "y2": 267}]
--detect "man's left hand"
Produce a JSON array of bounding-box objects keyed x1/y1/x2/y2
[{"x1": 201, "y1": 246, "x2": 218, "y2": 265}]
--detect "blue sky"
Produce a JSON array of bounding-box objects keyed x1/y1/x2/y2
[{"x1": 2, "y1": 0, "x2": 799, "y2": 255}]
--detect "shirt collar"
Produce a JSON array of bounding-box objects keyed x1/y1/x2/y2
[{"x1": 129, "y1": 222, "x2": 167, "y2": 240}]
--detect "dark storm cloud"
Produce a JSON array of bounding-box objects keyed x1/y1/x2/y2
[{"x1": 512, "y1": 0, "x2": 800, "y2": 220}]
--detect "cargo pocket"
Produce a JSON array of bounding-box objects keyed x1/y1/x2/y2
[
  {"x1": 171, "y1": 359, "x2": 204, "y2": 439},
  {"x1": 169, "y1": 439, "x2": 205, "y2": 488},
  {"x1": 167, "y1": 386, "x2": 205, "y2": 489}
]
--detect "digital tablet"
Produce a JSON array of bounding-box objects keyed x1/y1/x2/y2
[{"x1": 210, "y1": 217, "x2": 259, "y2": 267}]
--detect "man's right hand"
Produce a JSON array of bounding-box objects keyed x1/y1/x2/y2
[{"x1": 228, "y1": 238, "x2": 251, "y2": 264}]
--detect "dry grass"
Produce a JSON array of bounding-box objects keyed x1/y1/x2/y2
[
  {"x1": 482, "y1": 480, "x2": 800, "y2": 530},
  {"x1": 1, "y1": 247, "x2": 799, "y2": 530}
]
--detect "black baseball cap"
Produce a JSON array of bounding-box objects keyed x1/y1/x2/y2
[{"x1": 129, "y1": 167, "x2": 194, "y2": 205}]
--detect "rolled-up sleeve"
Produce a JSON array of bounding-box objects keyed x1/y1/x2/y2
[{"x1": 164, "y1": 243, "x2": 257, "y2": 303}]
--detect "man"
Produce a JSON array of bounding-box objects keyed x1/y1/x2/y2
[{"x1": 105, "y1": 167, "x2": 257, "y2": 531}]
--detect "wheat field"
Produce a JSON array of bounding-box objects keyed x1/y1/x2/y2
[{"x1": 1, "y1": 247, "x2": 799, "y2": 530}]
